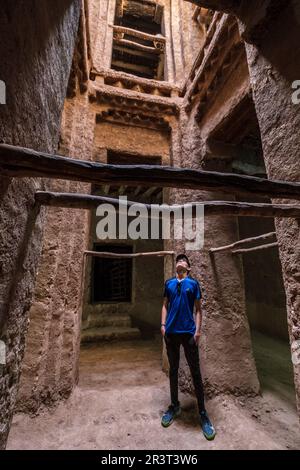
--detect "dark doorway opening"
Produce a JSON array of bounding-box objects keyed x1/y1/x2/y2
[{"x1": 92, "y1": 244, "x2": 133, "y2": 303}]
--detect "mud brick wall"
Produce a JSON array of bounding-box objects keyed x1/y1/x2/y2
[{"x1": 0, "y1": 0, "x2": 81, "y2": 449}]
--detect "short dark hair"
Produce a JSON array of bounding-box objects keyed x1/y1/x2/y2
[{"x1": 176, "y1": 253, "x2": 191, "y2": 268}]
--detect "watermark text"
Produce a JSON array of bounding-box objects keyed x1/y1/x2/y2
[{"x1": 96, "y1": 197, "x2": 204, "y2": 251}]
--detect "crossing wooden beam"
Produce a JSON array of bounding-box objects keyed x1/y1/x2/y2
[
  {"x1": 210, "y1": 231, "x2": 276, "y2": 253},
  {"x1": 113, "y1": 39, "x2": 161, "y2": 55},
  {"x1": 232, "y1": 242, "x2": 279, "y2": 255},
  {"x1": 1, "y1": 144, "x2": 300, "y2": 200},
  {"x1": 34, "y1": 191, "x2": 300, "y2": 218},
  {"x1": 110, "y1": 24, "x2": 166, "y2": 46},
  {"x1": 84, "y1": 250, "x2": 174, "y2": 259}
]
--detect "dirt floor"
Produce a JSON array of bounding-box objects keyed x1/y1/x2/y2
[{"x1": 7, "y1": 332, "x2": 300, "y2": 450}]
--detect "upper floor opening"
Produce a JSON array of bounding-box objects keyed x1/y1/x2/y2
[{"x1": 111, "y1": 0, "x2": 165, "y2": 80}]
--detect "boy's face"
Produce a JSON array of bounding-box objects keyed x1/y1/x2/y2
[{"x1": 176, "y1": 260, "x2": 190, "y2": 276}]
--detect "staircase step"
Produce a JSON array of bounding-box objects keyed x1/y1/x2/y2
[
  {"x1": 81, "y1": 326, "x2": 141, "y2": 344},
  {"x1": 83, "y1": 314, "x2": 132, "y2": 329}
]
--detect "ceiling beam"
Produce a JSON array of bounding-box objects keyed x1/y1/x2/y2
[
  {"x1": 35, "y1": 191, "x2": 300, "y2": 219},
  {"x1": 1, "y1": 144, "x2": 300, "y2": 200}
]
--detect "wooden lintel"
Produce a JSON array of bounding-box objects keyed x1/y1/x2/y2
[
  {"x1": 1, "y1": 144, "x2": 300, "y2": 200},
  {"x1": 84, "y1": 250, "x2": 174, "y2": 259},
  {"x1": 114, "y1": 39, "x2": 161, "y2": 55},
  {"x1": 34, "y1": 191, "x2": 300, "y2": 219},
  {"x1": 110, "y1": 24, "x2": 166, "y2": 45}
]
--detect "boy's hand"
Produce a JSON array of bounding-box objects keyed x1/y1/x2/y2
[
  {"x1": 161, "y1": 325, "x2": 166, "y2": 336},
  {"x1": 194, "y1": 332, "x2": 200, "y2": 344}
]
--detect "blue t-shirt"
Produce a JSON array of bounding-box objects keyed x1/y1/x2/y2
[{"x1": 163, "y1": 276, "x2": 202, "y2": 334}]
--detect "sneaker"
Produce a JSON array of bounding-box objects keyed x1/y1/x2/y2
[
  {"x1": 161, "y1": 404, "x2": 181, "y2": 427},
  {"x1": 199, "y1": 410, "x2": 216, "y2": 440}
]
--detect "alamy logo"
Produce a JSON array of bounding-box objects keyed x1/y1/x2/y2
[
  {"x1": 292, "y1": 80, "x2": 300, "y2": 105},
  {"x1": 95, "y1": 196, "x2": 204, "y2": 251},
  {"x1": 0, "y1": 80, "x2": 6, "y2": 104}
]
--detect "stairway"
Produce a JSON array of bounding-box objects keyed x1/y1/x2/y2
[{"x1": 81, "y1": 314, "x2": 141, "y2": 344}]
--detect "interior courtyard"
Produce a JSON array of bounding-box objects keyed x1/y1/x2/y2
[{"x1": 1, "y1": 0, "x2": 300, "y2": 450}]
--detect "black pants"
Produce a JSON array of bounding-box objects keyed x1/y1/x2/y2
[{"x1": 164, "y1": 333, "x2": 205, "y2": 413}]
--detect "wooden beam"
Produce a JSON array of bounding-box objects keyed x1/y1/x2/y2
[
  {"x1": 1, "y1": 144, "x2": 300, "y2": 200},
  {"x1": 110, "y1": 24, "x2": 166, "y2": 45},
  {"x1": 84, "y1": 250, "x2": 174, "y2": 259},
  {"x1": 34, "y1": 192, "x2": 300, "y2": 218},
  {"x1": 91, "y1": 68, "x2": 178, "y2": 95},
  {"x1": 111, "y1": 60, "x2": 155, "y2": 76},
  {"x1": 210, "y1": 231, "x2": 276, "y2": 253},
  {"x1": 232, "y1": 242, "x2": 279, "y2": 255},
  {"x1": 114, "y1": 39, "x2": 161, "y2": 55}
]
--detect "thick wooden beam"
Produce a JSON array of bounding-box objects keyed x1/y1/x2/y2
[
  {"x1": 232, "y1": 242, "x2": 278, "y2": 255},
  {"x1": 110, "y1": 24, "x2": 166, "y2": 45},
  {"x1": 84, "y1": 250, "x2": 174, "y2": 259},
  {"x1": 1, "y1": 145, "x2": 300, "y2": 200},
  {"x1": 34, "y1": 191, "x2": 300, "y2": 218},
  {"x1": 210, "y1": 231, "x2": 276, "y2": 253}
]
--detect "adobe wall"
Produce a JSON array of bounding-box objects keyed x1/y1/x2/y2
[
  {"x1": 16, "y1": 93, "x2": 93, "y2": 415},
  {"x1": 93, "y1": 121, "x2": 170, "y2": 163},
  {"x1": 238, "y1": 215, "x2": 288, "y2": 342},
  {"x1": 163, "y1": 47, "x2": 260, "y2": 397},
  {"x1": 0, "y1": 0, "x2": 81, "y2": 448},
  {"x1": 238, "y1": 0, "x2": 300, "y2": 413},
  {"x1": 171, "y1": 115, "x2": 260, "y2": 397}
]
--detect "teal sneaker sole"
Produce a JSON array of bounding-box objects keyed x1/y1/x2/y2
[
  {"x1": 202, "y1": 429, "x2": 216, "y2": 441},
  {"x1": 161, "y1": 409, "x2": 181, "y2": 428},
  {"x1": 161, "y1": 418, "x2": 174, "y2": 428}
]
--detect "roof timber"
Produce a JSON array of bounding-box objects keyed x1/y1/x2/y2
[
  {"x1": 35, "y1": 191, "x2": 300, "y2": 219},
  {"x1": 1, "y1": 144, "x2": 300, "y2": 201}
]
